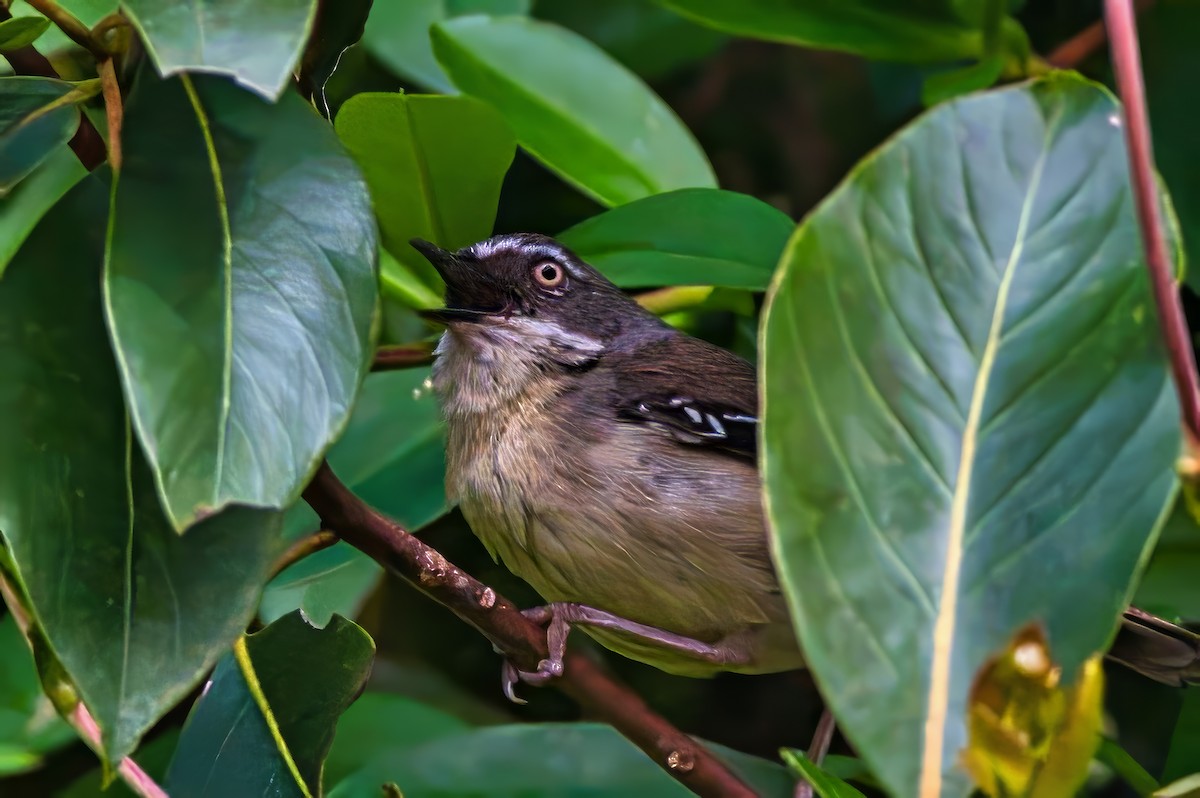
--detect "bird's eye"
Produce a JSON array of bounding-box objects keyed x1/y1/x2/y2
[{"x1": 533, "y1": 261, "x2": 565, "y2": 289}]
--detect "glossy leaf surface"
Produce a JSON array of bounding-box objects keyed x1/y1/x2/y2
[
  {"x1": 336, "y1": 92, "x2": 515, "y2": 302},
  {"x1": 659, "y1": 0, "x2": 1006, "y2": 62},
  {"x1": 362, "y1": 0, "x2": 530, "y2": 93},
  {"x1": 261, "y1": 368, "x2": 447, "y2": 625},
  {"x1": 328, "y1": 722, "x2": 792, "y2": 798},
  {"x1": 432, "y1": 15, "x2": 716, "y2": 207},
  {"x1": 121, "y1": 0, "x2": 318, "y2": 99},
  {"x1": 0, "y1": 77, "x2": 83, "y2": 195},
  {"x1": 106, "y1": 73, "x2": 377, "y2": 530},
  {"x1": 762, "y1": 76, "x2": 1179, "y2": 798},
  {"x1": 168, "y1": 611, "x2": 374, "y2": 798},
  {"x1": 558, "y1": 188, "x2": 792, "y2": 289},
  {"x1": 0, "y1": 17, "x2": 51, "y2": 51},
  {"x1": 0, "y1": 145, "x2": 86, "y2": 276},
  {"x1": 0, "y1": 177, "x2": 283, "y2": 763}
]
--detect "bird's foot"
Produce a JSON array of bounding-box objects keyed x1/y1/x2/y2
[{"x1": 499, "y1": 605, "x2": 572, "y2": 704}]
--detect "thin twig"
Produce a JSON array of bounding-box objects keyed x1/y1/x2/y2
[
  {"x1": 302, "y1": 462, "x2": 756, "y2": 798},
  {"x1": 97, "y1": 57, "x2": 123, "y2": 171},
  {"x1": 0, "y1": 573, "x2": 168, "y2": 798},
  {"x1": 1049, "y1": 0, "x2": 1153, "y2": 68},
  {"x1": 23, "y1": 0, "x2": 108, "y2": 60},
  {"x1": 269, "y1": 530, "x2": 340, "y2": 580},
  {"x1": 372, "y1": 343, "x2": 435, "y2": 372},
  {"x1": 0, "y1": 7, "x2": 106, "y2": 170},
  {"x1": 1105, "y1": 0, "x2": 1200, "y2": 441}
]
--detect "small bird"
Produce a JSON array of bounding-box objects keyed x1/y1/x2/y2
[
  {"x1": 413, "y1": 233, "x2": 802, "y2": 693},
  {"x1": 412, "y1": 233, "x2": 1200, "y2": 696}
]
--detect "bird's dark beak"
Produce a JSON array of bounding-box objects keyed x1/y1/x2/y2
[{"x1": 410, "y1": 238, "x2": 503, "y2": 324}]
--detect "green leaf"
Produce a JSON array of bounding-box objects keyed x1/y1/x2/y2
[
  {"x1": 0, "y1": 616, "x2": 74, "y2": 775},
  {"x1": 1158, "y1": 774, "x2": 1200, "y2": 798},
  {"x1": 261, "y1": 368, "x2": 446, "y2": 626},
  {"x1": 1166, "y1": 691, "x2": 1200, "y2": 784},
  {"x1": 60, "y1": 730, "x2": 181, "y2": 798},
  {"x1": 761, "y1": 75, "x2": 1179, "y2": 798},
  {"x1": 1135, "y1": 499, "x2": 1200, "y2": 619},
  {"x1": 0, "y1": 77, "x2": 89, "y2": 195},
  {"x1": 168, "y1": 611, "x2": 374, "y2": 798},
  {"x1": 782, "y1": 749, "x2": 868, "y2": 798},
  {"x1": 298, "y1": 0, "x2": 373, "y2": 117},
  {"x1": 335, "y1": 92, "x2": 515, "y2": 302},
  {"x1": 659, "y1": 0, "x2": 1012, "y2": 63},
  {"x1": 0, "y1": 176, "x2": 284, "y2": 764},
  {"x1": 0, "y1": 145, "x2": 87, "y2": 276},
  {"x1": 328, "y1": 723, "x2": 792, "y2": 798},
  {"x1": 361, "y1": 0, "x2": 530, "y2": 93},
  {"x1": 121, "y1": 0, "x2": 319, "y2": 100},
  {"x1": 106, "y1": 72, "x2": 378, "y2": 531},
  {"x1": 921, "y1": 56, "x2": 1005, "y2": 107},
  {"x1": 0, "y1": 17, "x2": 51, "y2": 51},
  {"x1": 1096, "y1": 737, "x2": 1160, "y2": 797},
  {"x1": 557, "y1": 188, "x2": 792, "y2": 289},
  {"x1": 322, "y1": 692, "x2": 469, "y2": 787},
  {"x1": 5, "y1": 1, "x2": 114, "y2": 54},
  {"x1": 534, "y1": 0, "x2": 726, "y2": 79},
  {"x1": 431, "y1": 15, "x2": 716, "y2": 207}
]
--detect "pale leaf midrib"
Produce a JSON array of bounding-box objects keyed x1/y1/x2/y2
[
  {"x1": 234, "y1": 636, "x2": 314, "y2": 798},
  {"x1": 180, "y1": 75, "x2": 234, "y2": 517},
  {"x1": 918, "y1": 107, "x2": 1059, "y2": 797}
]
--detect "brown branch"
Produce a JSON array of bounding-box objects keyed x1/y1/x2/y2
[
  {"x1": 372, "y1": 342, "x2": 435, "y2": 371},
  {"x1": 0, "y1": 7, "x2": 106, "y2": 170},
  {"x1": 302, "y1": 462, "x2": 757, "y2": 798},
  {"x1": 1048, "y1": 0, "x2": 1153, "y2": 68},
  {"x1": 1105, "y1": 0, "x2": 1200, "y2": 441},
  {"x1": 0, "y1": 573, "x2": 167, "y2": 798},
  {"x1": 97, "y1": 57, "x2": 122, "y2": 171}
]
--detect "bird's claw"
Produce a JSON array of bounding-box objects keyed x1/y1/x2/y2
[{"x1": 498, "y1": 605, "x2": 572, "y2": 703}]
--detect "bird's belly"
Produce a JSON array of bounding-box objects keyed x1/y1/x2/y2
[{"x1": 449, "y1": 420, "x2": 800, "y2": 675}]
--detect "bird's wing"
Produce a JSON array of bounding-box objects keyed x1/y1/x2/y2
[{"x1": 609, "y1": 334, "x2": 759, "y2": 459}]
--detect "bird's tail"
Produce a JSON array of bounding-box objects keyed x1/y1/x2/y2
[{"x1": 1107, "y1": 607, "x2": 1200, "y2": 687}]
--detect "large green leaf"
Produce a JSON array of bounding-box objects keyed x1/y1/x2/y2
[
  {"x1": 431, "y1": 15, "x2": 716, "y2": 207},
  {"x1": 335, "y1": 92, "x2": 515, "y2": 303},
  {"x1": 658, "y1": 0, "x2": 1008, "y2": 63},
  {"x1": 260, "y1": 368, "x2": 447, "y2": 626},
  {"x1": 0, "y1": 616, "x2": 74, "y2": 776},
  {"x1": 0, "y1": 176, "x2": 283, "y2": 764},
  {"x1": 0, "y1": 145, "x2": 86, "y2": 276},
  {"x1": 557, "y1": 188, "x2": 792, "y2": 289},
  {"x1": 120, "y1": 0, "x2": 318, "y2": 100},
  {"x1": 328, "y1": 723, "x2": 792, "y2": 798},
  {"x1": 168, "y1": 611, "x2": 374, "y2": 798},
  {"x1": 106, "y1": 72, "x2": 378, "y2": 531},
  {"x1": 362, "y1": 0, "x2": 530, "y2": 93},
  {"x1": 0, "y1": 77, "x2": 89, "y2": 195},
  {"x1": 298, "y1": 0, "x2": 373, "y2": 116},
  {"x1": 1135, "y1": 500, "x2": 1200, "y2": 620},
  {"x1": 761, "y1": 75, "x2": 1179, "y2": 798}
]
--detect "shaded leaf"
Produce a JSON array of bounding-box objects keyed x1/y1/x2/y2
[
  {"x1": 557, "y1": 188, "x2": 792, "y2": 289},
  {"x1": 1096, "y1": 737, "x2": 1161, "y2": 797},
  {"x1": 60, "y1": 730, "x2": 181, "y2": 798},
  {"x1": 106, "y1": 72, "x2": 378, "y2": 531},
  {"x1": 0, "y1": 176, "x2": 283, "y2": 763},
  {"x1": 335, "y1": 92, "x2": 515, "y2": 302},
  {"x1": 1165, "y1": 691, "x2": 1200, "y2": 784},
  {"x1": 534, "y1": 0, "x2": 725, "y2": 79},
  {"x1": 0, "y1": 76, "x2": 90, "y2": 195},
  {"x1": 168, "y1": 611, "x2": 374, "y2": 798},
  {"x1": 0, "y1": 17, "x2": 51, "y2": 51},
  {"x1": 0, "y1": 145, "x2": 86, "y2": 276},
  {"x1": 761, "y1": 75, "x2": 1179, "y2": 798},
  {"x1": 781, "y1": 748, "x2": 867, "y2": 798},
  {"x1": 0, "y1": 616, "x2": 74, "y2": 776},
  {"x1": 121, "y1": 0, "x2": 318, "y2": 100},
  {"x1": 298, "y1": 0, "x2": 373, "y2": 117},
  {"x1": 431, "y1": 15, "x2": 716, "y2": 207},
  {"x1": 921, "y1": 57, "x2": 1005, "y2": 107},
  {"x1": 361, "y1": 0, "x2": 530, "y2": 93},
  {"x1": 1135, "y1": 499, "x2": 1200, "y2": 620},
  {"x1": 659, "y1": 0, "x2": 1012, "y2": 63},
  {"x1": 327, "y1": 722, "x2": 791, "y2": 798},
  {"x1": 261, "y1": 368, "x2": 446, "y2": 626}
]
